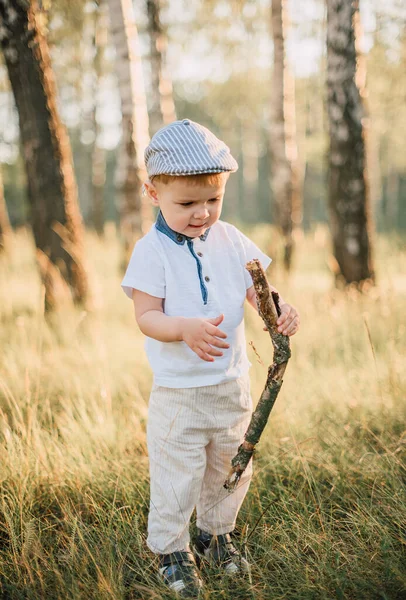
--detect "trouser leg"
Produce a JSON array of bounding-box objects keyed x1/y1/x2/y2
[
  {"x1": 196, "y1": 376, "x2": 253, "y2": 535},
  {"x1": 147, "y1": 385, "x2": 208, "y2": 554}
]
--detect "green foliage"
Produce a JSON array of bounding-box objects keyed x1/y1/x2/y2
[
  {"x1": 367, "y1": 29, "x2": 406, "y2": 230},
  {"x1": 0, "y1": 229, "x2": 405, "y2": 598},
  {"x1": 2, "y1": 157, "x2": 27, "y2": 227},
  {"x1": 0, "y1": 0, "x2": 405, "y2": 232}
]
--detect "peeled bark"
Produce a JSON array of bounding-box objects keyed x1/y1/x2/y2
[
  {"x1": 0, "y1": 0, "x2": 89, "y2": 309},
  {"x1": 269, "y1": 0, "x2": 299, "y2": 271},
  {"x1": 326, "y1": 0, "x2": 374, "y2": 285},
  {"x1": 224, "y1": 259, "x2": 291, "y2": 491},
  {"x1": 106, "y1": 0, "x2": 151, "y2": 262},
  {"x1": 146, "y1": 0, "x2": 176, "y2": 135}
]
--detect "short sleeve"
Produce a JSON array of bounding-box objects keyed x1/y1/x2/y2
[
  {"x1": 121, "y1": 236, "x2": 165, "y2": 299},
  {"x1": 232, "y1": 226, "x2": 272, "y2": 289}
]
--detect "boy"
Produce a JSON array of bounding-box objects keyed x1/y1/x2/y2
[{"x1": 122, "y1": 119, "x2": 299, "y2": 597}]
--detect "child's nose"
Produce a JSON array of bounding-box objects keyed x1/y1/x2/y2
[{"x1": 194, "y1": 207, "x2": 210, "y2": 219}]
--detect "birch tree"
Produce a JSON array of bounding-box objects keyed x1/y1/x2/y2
[
  {"x1": 0, "y1": 0, "x2": 89, "y2": 309},
  {"x1": 106, "y1": 0, "x2": 151, "y2": 261},
  {"x1": 91, "y1": 1, "x2": 108, "y2": 236},
  {"x1": 146, "y1": 0, "x2": 176, "y2": 134},
  {"x1": 269, "y1": 0, "x2": 299, "y2": 272},
  {"x1": 326, "y1": 0, "x2": 374, "y2": 285}
]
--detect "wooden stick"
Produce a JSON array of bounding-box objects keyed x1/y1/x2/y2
[{"x1": 224, "y1": 259, "x2": 291, "y2": 491}]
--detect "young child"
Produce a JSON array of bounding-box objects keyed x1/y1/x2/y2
[{"x1": 122, "y1": 119, "x2": 299, "y2": 598}]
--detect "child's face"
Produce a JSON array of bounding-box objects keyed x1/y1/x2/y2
[{"x1": 145, "y1": 175, "x2": 228, "y2": 237}]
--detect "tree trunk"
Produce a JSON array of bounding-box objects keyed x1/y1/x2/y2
[
  {"x1": 146, "y1": 0, "x2": 176, "y2": 135},
  {"x1": 0, "y1": 0, "x2": 89, "y2": 309},
  {"x1": 326, "y1": 0, "x2": 374, "y2": 285},
  {"x1": 106, "y1": 0, "x2": 151, "y2": 264},
  {"x1": 0, "y1": 164, "x2": 12, "y2": 253},
  {"x1": 224, "y1": 259, "x2": 291, "y2": 491},
  {"x1": 269, "y1": 0, "x2": 299, "y2": 272},
  {"x1": 91, "y1": 1, "x2": 107, "y2": 236}
]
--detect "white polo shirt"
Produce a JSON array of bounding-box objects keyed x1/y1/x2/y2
[{"x1": 122, "y1": 214, "x2": 271, "y2": 388}]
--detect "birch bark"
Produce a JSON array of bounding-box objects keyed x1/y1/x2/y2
[
  {"x1": 91, "y1": 1, "x2": 107, "y2": 236},
  {"x1": 269, "y1": 0, "x2": 299, "y2": 271},
  {"x1": 146, "y1": 0, "x2": 176, "y2": 135},
  {"x1": 326, "y1": 0, "x2": 375, "y2": 285},
  {"x1": 106, "y1": 0, "x2": 151, "y2": 261},
  {"x1": 0, "y1": 0, "x2": 89, "y2": 309}
]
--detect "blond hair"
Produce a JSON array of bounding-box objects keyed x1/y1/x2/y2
[{"x1": 151, "y1": 172, "x2": 229, "y2": 187}]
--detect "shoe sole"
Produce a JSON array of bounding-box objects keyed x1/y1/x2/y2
[
  {"x1": 193, "y1": 546, "x2": 250, "y2": 576},
  {"x1": 157, "y1": 571, "x2": 203, "y2": 598}
]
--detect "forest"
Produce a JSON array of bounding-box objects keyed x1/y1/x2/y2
[{"x1": 0, "y1": 1, "x2": 405, "y2": 599}]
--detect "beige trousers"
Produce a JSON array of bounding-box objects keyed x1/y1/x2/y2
[{"x1": 146, "y1": 375, "x2": 253, "y2": 554}]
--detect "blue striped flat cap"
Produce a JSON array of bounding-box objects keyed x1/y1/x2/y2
[{"x1": 145, "y1": 119, "x2": 238, "y2": 178}]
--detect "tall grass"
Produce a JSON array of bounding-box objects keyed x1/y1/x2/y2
[{"x1": 0, "y1": 225, "x2": 405, "y2": 599}]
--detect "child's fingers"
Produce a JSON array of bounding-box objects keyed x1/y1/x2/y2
[
  {"x1": 276, "y1": 308, "x2": 290, "y2": 326},
  {"x1": 280, "y1": 315, "x2": 300, "y2": 336},
  {"x1": 201, "y1": 341, "x2": 223, "y2": 357},
  {"x1": 205, "y1": 334, "x2": 230, "y2": 349},
  {"x1": 209, "y1": 326, "x2": 227, "y2": 339},
  {"x1": 207, "y1": 314, "x2": 224, "y2": 326},
  {"x1": 277, "y1": 305, "x2": 300, "y2": 333},
  {"x1": 261, "y1": 308, "x2": 300, "y2": 335},
  {"x1": 285, "y1": 322, "x2": 299, "y2": 336},
  {"x1": 195, "y1": 348, "x2": 214, "y2": 362}
]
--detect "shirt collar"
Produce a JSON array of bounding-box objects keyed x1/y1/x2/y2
[{"x1": 155, "y1": 211, "x2": 210, "y2": 245}]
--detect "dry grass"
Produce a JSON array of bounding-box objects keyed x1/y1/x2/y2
[{"x1": 0, "y1": 225, "x2": 405, "y2": 599}]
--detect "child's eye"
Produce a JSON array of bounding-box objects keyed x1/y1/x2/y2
[{"x1": 179, "y1": 199, "x2": 219, "y2": 207}]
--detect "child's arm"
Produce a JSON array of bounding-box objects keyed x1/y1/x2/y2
[
  {"x1": 246, "y1": 284, "x2": 299, "y2": 337},
  {"x1": 132, "y1": 289, "x2": 230, "y2": 362}
]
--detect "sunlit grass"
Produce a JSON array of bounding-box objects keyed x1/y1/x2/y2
[{"x1": 0, "y1": 225, "x2": 405, "y2": 599}]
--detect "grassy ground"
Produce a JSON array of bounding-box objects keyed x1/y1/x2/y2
[{"x1": 0, "y1": 225, "x2": 405, "y2": 599}]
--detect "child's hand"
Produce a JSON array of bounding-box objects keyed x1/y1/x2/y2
[
  {"x1": 181, "y1": 314, "x2": 230, "y2": 362},
  {"x1": 262, "y1": 303, "x2": 300, "y2": 336},
  {"x1": 276, "y1": 303, "x2": 299, "y2": 336}
]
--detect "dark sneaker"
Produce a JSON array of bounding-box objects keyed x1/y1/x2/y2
[
  {"x1": 158, "y1": 551, "x2": 203, "y2": 598},
  {"x1": 195, "y1": 530, "x2": 250, "y2": 575}
]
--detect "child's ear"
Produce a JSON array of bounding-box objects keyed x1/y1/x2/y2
[{"x1": 143, "y1": 181, "x2": 159, "y2": 206}]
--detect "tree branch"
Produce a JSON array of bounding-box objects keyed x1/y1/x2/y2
[{"x1": 224, "y1": 259, "x2": 291, "y2": 491}]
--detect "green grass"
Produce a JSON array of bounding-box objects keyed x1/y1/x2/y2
[{"x1": 0, "y1": 225, "x2": 405, "y2": 599}]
